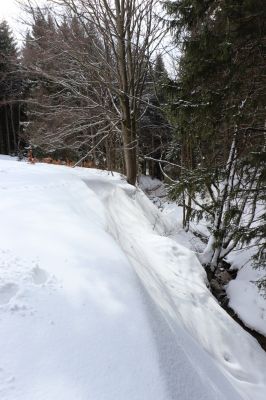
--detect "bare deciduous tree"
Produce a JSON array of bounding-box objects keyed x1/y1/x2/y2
[
  {"x1": 56, "y1": 0, "x2": 166, "y2": 184},
  {"x1": 22, "y1": 0, "x2": 166, "y2": 184}
]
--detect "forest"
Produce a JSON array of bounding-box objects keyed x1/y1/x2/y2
[{"x1": 0, "y1": 0, "x2": 265, "y2": 285}]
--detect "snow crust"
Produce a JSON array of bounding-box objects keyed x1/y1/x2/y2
[{"x1": 0, "y1": 157, "x2": 266, "y2": 400}]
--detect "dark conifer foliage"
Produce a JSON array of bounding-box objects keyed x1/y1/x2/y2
[
  {"x1": 0, "y1": 21, "x2": 23, "y2": 155},
  {"x1": 164, "y1": 0, "x2": 266, "y2": 270},
  {"x1": 139, "y1": 54, "x2": 171, "y2": 178},
  {"x1": 165, "y1": 0, "x2": 265, "y2": 168}
]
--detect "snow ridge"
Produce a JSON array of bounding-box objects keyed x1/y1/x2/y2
[{"x1": 86, "y1": 176, "x2": 266, "y2": 400}]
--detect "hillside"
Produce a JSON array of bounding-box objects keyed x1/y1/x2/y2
[{"x1": 0, "y1": 156, "x2": 266, "y2": 400}]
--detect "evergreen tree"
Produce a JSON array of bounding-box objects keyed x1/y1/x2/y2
[
  {"x1": 154, "y1": 53, "x2": 168, "y2": 82},
  {"x1": 0, "y1": 21, "x2": 22, "y2": 155},
  {"x1": 164, "y1": 0, "x2": 266, "y2": 270},
  {"x1": 138, "y1": 55, "x2": 171, "y2": 178}
]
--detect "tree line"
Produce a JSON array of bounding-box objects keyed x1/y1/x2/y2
[{"x1": 0, "y1": 0, "x2": 265, "y2": 279}]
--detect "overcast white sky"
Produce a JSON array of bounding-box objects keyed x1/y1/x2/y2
[
  {"x1": 0, "y1": 0, "x2": 21, "y2": 26},
  {"x1": 0, "y1": 0, "x2": 47, "y2": 43},
  {"x1": 0, "y1": 0, "x2": 26, "y2": 42},
  {"x1": 0, "y1": 0, "x2": 177, "y2": 73}
]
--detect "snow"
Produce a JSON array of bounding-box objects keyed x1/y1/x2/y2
[
  {"x1": 0, "y1": 157, "x2": 266, "y2": 400},
  {"x1": 139, "y1": 175, "x2": 266, "y2": 338},
  {"x1": 137, "y1": 175, "x2": 167, "y2": 208},
  {"x1": 226, "y1": 249, "x2": 266, "y2": 336}
]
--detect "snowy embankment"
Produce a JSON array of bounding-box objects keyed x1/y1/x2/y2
[
  {"x1": 0, "y1": 157, "x2": 265, "y2": 400},
  {"x1": 226, "y1": 249, "x2": 266, "y2": 337},
  {"x1": 141, "y1": 177, "x2": 266, "y2": 338}
]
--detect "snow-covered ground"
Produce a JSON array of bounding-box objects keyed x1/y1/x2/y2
[
  {"x1": 0, "y1": 157, "x2": 266, "y2": 400},
  {"x1": 139, "y1": 176, "x2": 266, "y2": 338},
  {"x1": 226, "y1": 248, "x2": 266, "y2": 337}
]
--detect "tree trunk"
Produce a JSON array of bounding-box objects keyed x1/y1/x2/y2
[
  {"x1": 4, "y1": 104, "x2": 11, "y2": 154},
  {"x1": 122, "y1": 120, "x2": 137, "y2": 185}
]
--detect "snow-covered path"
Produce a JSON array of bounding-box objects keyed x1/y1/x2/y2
[{"x1": 0, "y1": 157, "x2": 265, "y2": 400}]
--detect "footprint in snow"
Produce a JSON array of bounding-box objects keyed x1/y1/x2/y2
[
  {"x1": 31, "y1": 266, "x2": 48, "y2": 285},
  {"x1": 0, "y1": 368, "x2": 16, "y2": 395},
  {"x1": 0, "y1": 283, "x2": 19, "y2": 305}
]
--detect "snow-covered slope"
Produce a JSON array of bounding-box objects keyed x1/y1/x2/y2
[
  {"x1": 226, "y1": 248, "x2": 266, "y2": 337},
  {"x1": 140, "y1": 176, "x2": 266, "y2": 338},
  {"x1": 0, "y1": 157, "x2": 265, "y2": 400}
]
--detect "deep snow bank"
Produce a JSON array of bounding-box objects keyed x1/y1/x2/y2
[
  {"x1": 226, "y1": 248, "x2": 266, "y2": 337},
  {"x1": 0, "y1": 157, "x2": 265, "y2": 400},
  {"x1": 139, "y1": 175, "x2": 266, "y2": 339},
  {"x1": 83, "y1": 174, "x2": 266, "y2": 400}
]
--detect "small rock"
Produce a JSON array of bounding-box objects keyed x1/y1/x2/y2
[
  {"x1": 210, "y1": 279, "x2": 223, "y2": 293},
  {"x1": 215, "y1": 269, "x2": 232, "y2": 285}
]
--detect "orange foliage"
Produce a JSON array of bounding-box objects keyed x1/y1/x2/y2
[
  {"x1": 27, "y1": 149, "x2": 35, "y2": 164},
  {"x1": 33, "y1": 157, "x2": 95, "y2": 169},
  {"x1": 81, "y1": 160, "x2": 95, "y2": 168}
]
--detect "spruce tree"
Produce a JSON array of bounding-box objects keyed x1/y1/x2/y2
[
  {"x1": 164, "y1": 0, "x2": 266, "y2": 269},
  {"x1": 0, "y1": 21, "x2": 21, "y2": 155}
]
